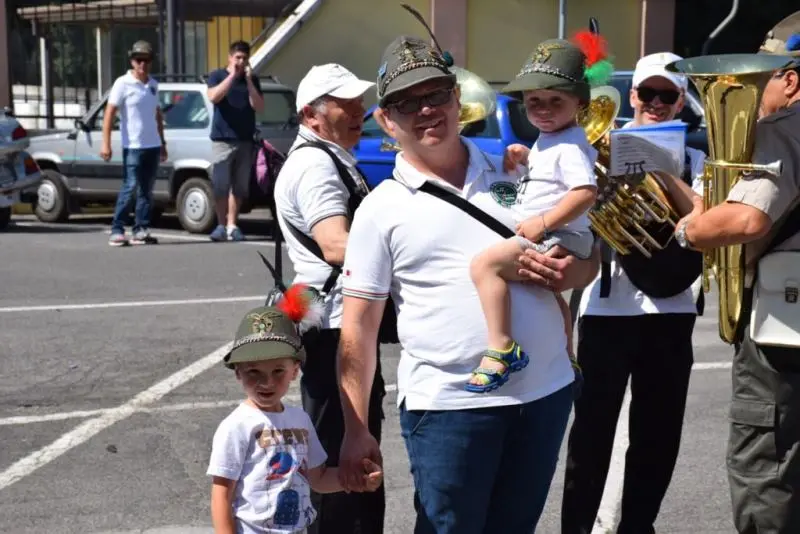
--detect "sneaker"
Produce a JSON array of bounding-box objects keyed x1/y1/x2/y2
[
  {"x1": 108, "y1": 233, "x2": 129, "y2": 247},
  {"x1": 228, "y1": 226, "x2": 245, "y2": 242},
  {"x1": 130, "y1": 230, "x2": 158, "y2": 245},
  {"x1": 210, "y1": 225, "x2": 228, "y2": 242}
]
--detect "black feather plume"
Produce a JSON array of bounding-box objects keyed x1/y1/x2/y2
[
  {"x1": 400, "y1": 3, "x2": 444, "y2": 54},
  {"x1": 589, "y1": 17, "x2": 600, "y2": 35}
]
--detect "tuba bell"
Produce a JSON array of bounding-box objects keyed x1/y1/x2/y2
[
  {"x1": 665, "y1": 53, "x2": 792, "y2": 344},
  {"x1": 578, "y1": 86, "x2": 685, "y2": 258},
  {"x1": 379, "y1": 66, "x2": 497, "y2": 151}
]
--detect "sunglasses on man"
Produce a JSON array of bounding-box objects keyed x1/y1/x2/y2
[
  {"x1": 132, "y1": 56, "x2": 152, "y2": 64},
  {"x1": 636, "y1": 86, "x2": 681, "y2": 105},
  {"x1": 388, "y1": 86, "x2": 454, "y2": 114}
]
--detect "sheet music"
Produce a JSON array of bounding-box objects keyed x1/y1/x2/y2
[{"x1": 609, "y1": 120, "x2": 687, "y2": 178}]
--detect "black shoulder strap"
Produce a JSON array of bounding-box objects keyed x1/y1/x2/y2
[
  {"x1": 294, "y1": 140, "x2": 361, "y2": 199},
  {"x1": 282, "y1": 140, "x2": 362, "y2": 295},
  {"x1": 418, "y1": 181, "x2": 514, "y2": 238}
]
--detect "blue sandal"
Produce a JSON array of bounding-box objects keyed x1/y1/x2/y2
[{"x1": 465, "y1": 343, "x2": 530, "y2": 393}]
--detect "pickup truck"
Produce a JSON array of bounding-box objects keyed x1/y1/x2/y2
[
  {"x1": 25, "y1": 75, "x2": 298, "y2": 234},
  {"x1": 353, "y1": 93, "x2": 538, "y2": 188},
  {"x1": 353, "y1": 71, "x2": 709, "y2": 189}
]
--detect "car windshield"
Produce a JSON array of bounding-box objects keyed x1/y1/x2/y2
[{"x1": 257, "y1": 90, "x2": 295, "y2": 126}]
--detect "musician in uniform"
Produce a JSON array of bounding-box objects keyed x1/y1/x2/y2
[
  {"x1": 561, "y1": 52, "x2": 707, "y2": 534},
  {"x1": 674, "y1": 29, "x2": 800, "y2": 534}
]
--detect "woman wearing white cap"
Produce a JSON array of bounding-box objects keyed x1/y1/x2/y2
[{"x1": 561, "y1": 52, "x2": 708, "y2": 534}]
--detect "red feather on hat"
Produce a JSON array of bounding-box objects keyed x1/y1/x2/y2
[
  {"x1": 572, "y1": 30, "x2": 608, "y2": 65},
  {"x1": 277, "y1": 284, "x2": 325, "y2": 332}
]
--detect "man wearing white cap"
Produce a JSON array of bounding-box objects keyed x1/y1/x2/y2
[
  {"x1": 561, "y1": 52, "x2": 708, "y2": 534},
  {"x1": 272, "y1": 63, "x2": 386, "y2": 534}
]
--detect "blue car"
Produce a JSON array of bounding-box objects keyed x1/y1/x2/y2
[{"x1": 353, "y1": 93, "x2": 540, "y2": 189}]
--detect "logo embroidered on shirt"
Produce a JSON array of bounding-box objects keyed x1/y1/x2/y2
[{"x1": 489, "y1": 182, "x2": 518, "y2": 207}]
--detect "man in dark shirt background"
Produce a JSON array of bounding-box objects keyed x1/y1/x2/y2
[{"x1": 206, "y1": 40, "x2": 265, "y2": 242}]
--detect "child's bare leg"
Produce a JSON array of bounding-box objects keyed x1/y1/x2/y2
[{"x1": 469, "y1": 238, "x2": 527, "y2": 383}]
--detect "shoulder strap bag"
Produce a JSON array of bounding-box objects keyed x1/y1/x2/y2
[{"x1": 746, "y1": 198, "x2": 800, "y2": 347}]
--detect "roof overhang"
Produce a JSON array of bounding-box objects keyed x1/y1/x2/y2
[{"x1": 16, "y1": 0, "x2": 298, "y2": 25}]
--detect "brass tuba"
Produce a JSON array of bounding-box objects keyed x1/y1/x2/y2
[
  {"x1": 379, "y1": 66, "x2": 497, "y2": 151},
  {"x1": 578, "y1": 86, "x2": 684, "y2": 258},
  {"x1": 665, "y1": 53, "x2": 791, "y2": 343}
]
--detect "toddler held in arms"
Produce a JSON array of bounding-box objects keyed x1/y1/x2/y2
[{"x1": 467, "y1": 32, "x2": 613, "y2": 393}]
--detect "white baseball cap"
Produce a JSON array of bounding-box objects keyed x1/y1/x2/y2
[
  {"x1": 632, "y1": 52, "x2": 688, "y2": 91},
  {"x1": 295, "y1": 64, "x2": 375, "y2": 112}
]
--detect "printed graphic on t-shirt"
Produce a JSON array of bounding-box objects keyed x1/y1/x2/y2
[
  {"x1": 207, "y1": 404, "x2": 327, "y2": 534},
  {"x1": 256, "y1": 427, "x2": 315, "y2": 531}
]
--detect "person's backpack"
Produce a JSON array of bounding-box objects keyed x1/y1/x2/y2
[{"x1": 254, "y1": 139, "x2": 286, "y2": 196}]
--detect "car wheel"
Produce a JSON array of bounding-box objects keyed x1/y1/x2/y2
[
  {"x1": 34, "y1": 170, "x2": 70, "y2": 223},
  {"x1": 176, "y1": 177, "x2": 215, "y2": 234},
  {"x1": 0, "y1": 207, "x2": 11, "y2": 230}
]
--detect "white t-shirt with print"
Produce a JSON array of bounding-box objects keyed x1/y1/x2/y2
[
  {"x1": 107, "y1": 72, "x2": 161, "y2": 149},
  {"x1": 578, "y1": 121, "x2": 707, "y2": 317},
  {"x1": 512, "y1": 125, "x2": 598, "y2": 232},
  {"x1": 273, "y1": 125, "x2": 370, "y2": 330},
  {"x1": 341, "y1": 137, "x2": 574, "y2": 412},
  {"x1": 207, "y1": 403, "x2": 327, "y2": 534}
]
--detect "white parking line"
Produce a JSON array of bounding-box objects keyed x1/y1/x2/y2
[
  {"x1": 0, "y1": 296, "x2": 267, "y2": 313},
  {"x1": 593, "y1": 389, "x2": 631, "y2": 534},
  {"x1": 591, "y1": 359, "x2": 732, "y2": 533},
  {"x1": 0, "y1": 343, "x2": 232, "y2": 491},
  {"x1": 148, "y1": 232, "x2": 276, "y2": 247}
]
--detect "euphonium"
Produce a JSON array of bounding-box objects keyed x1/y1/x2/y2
[
  {"x1": 578, "y1": 86, "x2": 683, "y2": 258},
  {"x1": 666, "y1": 53, "x2": 792, "y2": 343},
  {"x1": 379, "y1": 66, "x2": 496, "y2": 152}
]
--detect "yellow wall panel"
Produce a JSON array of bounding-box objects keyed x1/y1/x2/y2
[
  {"x1": 467, "y1": 0, "x2": 641, "y2": 84},
  {"x1": 206, "y1": 16, "x2": 267, "y2": 71},
  {"x1": 263, "y1": 0, "x2": 430, "y2": 107}
]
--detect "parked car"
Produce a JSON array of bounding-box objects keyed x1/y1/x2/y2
[
  {"x1": 0, "y1": 107, "x2": 43, "y2": 230},
  {"x1": 353, "y1": 93, "x2": 539, "y2": 189},
  {"x1": 24, "y1": 75, "x2": 298, "y2": 234},
  {"x1": 353, "y1": 71, "x2": 709, "y2": 189}
]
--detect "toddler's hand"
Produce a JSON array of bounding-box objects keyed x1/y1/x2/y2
[
  {"x1": 503, "y1": 143, "x2": 530, "y2": 173},
  {"x1": 516, "y1": 216, "x2": 546, "y2": 243},
  {"x1": 361, "y1": 458, "x2": 384, "y2": 492}
]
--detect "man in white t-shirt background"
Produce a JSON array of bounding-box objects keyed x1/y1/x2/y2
[
  {"x1": 101, "y1": 40, "x2": 167, "y2": 247},
  {"x1": 561, "y1": 52, "x2": 707, "y2": 534},
  {"x1": 336, "y1": 35, "x2": 599, "y2": 534},
  {"x1": 272, "y1": 63, "x2": 386, "y2": 534}
]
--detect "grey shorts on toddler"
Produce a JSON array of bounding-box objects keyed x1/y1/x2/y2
[{"x1": 514, "y1": 229, "x2": 594, "y2": 260}]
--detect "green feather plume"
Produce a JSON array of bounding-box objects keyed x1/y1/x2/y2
[{"x1": 585, "y1": 59, "x2": 614, "y2": 86}]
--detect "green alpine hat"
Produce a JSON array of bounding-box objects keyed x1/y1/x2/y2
[
  {"x1": 222, "y1": 285, "x2": 323, "y2": 369},
  {"x1": 501, "y1": 31, "x2": 614, "y2": 104},
  {"x1": 376, "y1": 35, "x2": 457, "y2": 106}
]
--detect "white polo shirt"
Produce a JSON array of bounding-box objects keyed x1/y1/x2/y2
[
  {"x1": 273, "y1": 125, "x2": 370, "y2": 329},
  {"x1": 342, "y1": 138, "x2": 574, "y2": 411},
  {"x1": 579, "y1": 128, "x2": 707, "y2": 317},
  {"x1": 107, "y1": 72, "x2": 161, "y2": 150}
]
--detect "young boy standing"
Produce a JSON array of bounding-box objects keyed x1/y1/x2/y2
[{"x1": 208, "y1": 286, "x2": 383, "y2": 533}]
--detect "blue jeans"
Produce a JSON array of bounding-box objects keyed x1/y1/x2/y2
[
  {"x1": 400, "y1": 385, "x2": 573, "y2": 534},
  {"x1": 111, "y1": 147, "x2": 160, "y2": 234}
]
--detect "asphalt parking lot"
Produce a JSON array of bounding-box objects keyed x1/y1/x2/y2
[{"x1": 1, "y1": 212, "x2": 737, "y2": 534}]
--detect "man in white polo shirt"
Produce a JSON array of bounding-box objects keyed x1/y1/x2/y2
[
  {"x1": 336, "y1": 36, "x2": 600, "y2": 534},
  {"x1": 560, "y1": 52, "x2": 707, "y2": 534},
  {"x1": 101, "y1": 40, "x2": 166, "y2": 247},
  {"x1": 272, "y1": 63, "x2": 386, "y2": 534}
]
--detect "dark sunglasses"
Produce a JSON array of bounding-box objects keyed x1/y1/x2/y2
[
  {"x1": 388, "y1": 87, "x2": 454, "y2": 114},
  {"x1": 636, "y1": 86, "x2": 680, "y2": 105},
  {"x1": 132, "y1": 56, "x2": 152, "y2": 64}
]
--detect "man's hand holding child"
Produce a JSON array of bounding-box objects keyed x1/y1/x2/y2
[{"x1": 361, "y1": 458, "x2": 384, "y2": 492}]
